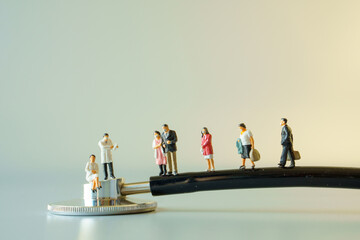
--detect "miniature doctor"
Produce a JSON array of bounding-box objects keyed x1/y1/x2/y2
[
  {"x1": 278, "y1": 118, "x2": 295, "y2": 168},
  {"x1": 238, "y1": 123, "x2": 255, "y2": 170},
  {"x1": 201, "y1": 127, "x2": 215, "y2": 172},
  {"x1": 98, "y1": 133, "x2": 118, "y2": 180},
  {"x1": 161, "y1": 124, "x2": 178, "y2": 176},
  {"x1": 153, "y1": 131, "x2": 167, "y2": 176},
  {"x1": 85, "y1": 154, "x2": 102, "y2": 193}
]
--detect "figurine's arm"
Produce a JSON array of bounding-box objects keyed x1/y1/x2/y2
[
  {"x1": 93, "y1": 164, "x2": 99, "y2": 174},
  {"x1": 201, "y1": 135, "x2": 210, "y2": 147},
  {"x1": 281, "y1": 127, "x2": 289, "y2": 145},
  {"x1": 250, "y1": 136, "x2": 254, "y2": 149},
  {"x1": 153, "y1": 140, "x2": 162, "y2": 149},
  {"x1": 169, "y1": 131, "x2": 178, "y2": 144},
  {"x1": 85, "y1": 163, "x2": 91, "y2": 173}
]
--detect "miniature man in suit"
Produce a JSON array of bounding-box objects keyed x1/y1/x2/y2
[
  {"x1": 278, "y1": 118, "x2": 295, "y2": 168},
  {"x1": 161, "y1": 124, "x2": 178, "y2": 176}
]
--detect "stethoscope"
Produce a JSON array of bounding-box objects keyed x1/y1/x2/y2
[{"x1": 48, "y1": 166, "x2": 360, "y2": 216}]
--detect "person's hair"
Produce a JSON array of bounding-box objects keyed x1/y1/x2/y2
[
  {"x1": 103, "y1": 133, "x2": 109, "y2": 137},
  {"x1": 154, "y1": 130, "x2": 161, "y2": 136},
  {"x1": 238, "y1": 123, "x2": 246, "y2": 129},
  {"x1": 89, "y1": 154, "x2": 96, "y2": 158},
  {"x1": 162, "y1": 124, "x2": 168, "y2": 128},
  {"x1": 281, "y1": 118, "x2": 288, "y2": 124},
  {"x1": 201, "y1": 127, "x2": 210, "y2": 137}
]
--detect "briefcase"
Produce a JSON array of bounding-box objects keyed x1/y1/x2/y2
[
  {"x1": 287, "y1": 150, "x2": 301, "y2": 161},
  {"x1": 250, "y1": 149, "x2": 261, "y2": 161}
]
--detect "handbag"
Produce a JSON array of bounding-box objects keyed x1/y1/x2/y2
[
  {"x1": 250, "y1": 149, "x2": 261, "y2": 161},
  {"x1": 287, "y1": 150, "x2": 301, "y2": 161}
]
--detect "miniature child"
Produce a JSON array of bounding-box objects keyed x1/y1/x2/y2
[
  {"x1": 201, "y1": 127, "x2": 215, "y2": 171},
  {"x1": 85, "y1": 154, "x2": 102, "y2": 193},
  {"x1": 153, "y1": 131, "x2": 167, "y2": 176},
  {"x1": 238, "y1": 123, "x2": 255, "y2": 170}
]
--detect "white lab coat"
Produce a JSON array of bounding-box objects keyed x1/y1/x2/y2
[
  {"x1": 98, "y1": 138, "x2": 114, "y2": 164},
  {"x1": 85, "y1": 162, "x2": 99, "y2": 182}
]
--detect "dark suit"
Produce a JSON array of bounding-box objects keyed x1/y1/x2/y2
[
  {"x1": 161, "y1": 130, "x2": 178, "y2": 173},
  {"x1": 280, "y1": 125, "x2": 295, "y2": 166},
  {"x1": 161, "y1": 130, "x2": 178, "y2": 153}
]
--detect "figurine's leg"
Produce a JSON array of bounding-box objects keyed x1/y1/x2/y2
[
  {"x1": 109, "y1": 162, "x2": 115, "y2": 178},
  {"x1": 98, "y1": 178, "x2": 101, "y2": 187},
  {"x1": 167, "y1": 152, "x2": 173, "y2": 174},
  {"x1": 159, "y1": 165, "x2": 164, "y2": 176},
  {"x1": 103, "y1": 163, "x2": 108, "y2": 180},
  {"x1": 280, "y1": 145, "x2": 289, "y2": 167},
  {"x1": 210, "y1": 159, "x2": 215, "y2": 169},
  {"x1": 206, "y1": 159, "x2": 211, "y2": 171},
  {"x1": 162, "y1": 164, "x2": 167, "y2": 175},
  {"x1": 172, "y1": 152, "x2": 178, "y2": 174}
]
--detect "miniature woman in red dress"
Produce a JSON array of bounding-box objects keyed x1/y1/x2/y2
[{"x1": 201, "y1": 127, "x2": 215, "y2": 172}]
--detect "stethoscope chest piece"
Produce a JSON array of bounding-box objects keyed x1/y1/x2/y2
[{"x1": 48, "y1": 178, "x2": 156, "y2": 216}]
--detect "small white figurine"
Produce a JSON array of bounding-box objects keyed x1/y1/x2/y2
[
  {"x1": 98, "y1": 133, "x2": 118, "y2": 180},
  {"x1": 85, "y1": 154, "x2": 102, "y2": 193}
]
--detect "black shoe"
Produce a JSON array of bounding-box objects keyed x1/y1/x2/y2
[
  {"x1": 99, "y1": 186, "x2": 102, "y2": 189},
  {"x1": 92, "y1": 189, "x2": 96, "y2": 193},
  {"x1": 239, "y1": 165, "x2": 245, "y2": 170},
  {"x1": 167, "y1": 172, "x2": 173, "y2": 176},
  {"x1": 104, "y1": 177, "x2": 108, "y2": 181},
  {"x1": 251, "y1": 165, "x2": 255, "y2": 170},
  {"x1": 288, "y1": 164, "x2": 295, "y2": 168},
  {"x1": 110, "y1": 175, "x2": 116, "y2": 179},
  {"x1": 278, "y1": 165, "x2": 285, "y2": 168}
]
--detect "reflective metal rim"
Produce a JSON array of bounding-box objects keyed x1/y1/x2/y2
[{"x1": 48, "y1": 197, "x2": 157, "y2": 216}]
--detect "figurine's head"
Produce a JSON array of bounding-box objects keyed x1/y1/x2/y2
[
  {"x1": 103, "y1": 133, "x2": 109, "y2": 140},
  {"x1": 280, "y1": 118, "x2": 287, "y2": 126},
  {"x1": 238, "y1": 123, "x2": 246, "y2": 131},
  {"x1": 162, "y1": 124, "x2": 169, "y2": 132},
  {"x1": 201, "y1": 127, "x2": 209, "y2": 137},
  {"x1": 89, "y1": 154, "x2": 96, "y2": 162},
  {"x1": 154, "y1": 131, "x2": 161, "y2": 138}
]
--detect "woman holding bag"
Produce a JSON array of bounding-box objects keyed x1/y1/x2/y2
[{"x1": 238, "y1": 123, "x2": 256, "y2": 170}]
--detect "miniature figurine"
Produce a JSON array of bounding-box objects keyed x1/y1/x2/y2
[
  {"x1": 161, "y1": 124, "x2": 178, "y2": 176},
  {"x1": 153, "y1": 131, "x2": 167, "y2": 176},
  {"x1": 98, "y1": 133, "x2": 118, "y2": 180},
  {"x1": 238, "y1": 123, "x2": 255, "y2": 170},
  {"x1": 278, "y1": 118, "x2": 295, "y2": 168},
  {"x1": 85, "y1": 154, "x2": 102, "y2": 193},
  {"x1": 201, "y1": 127, "x2": 215, "y2": 172}
]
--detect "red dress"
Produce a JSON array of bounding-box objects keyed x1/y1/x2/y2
[{"x1": 201, "y1": 134, "x2": 213, "y2": 156}]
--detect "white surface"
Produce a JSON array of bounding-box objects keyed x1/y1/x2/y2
[{"x1": 2, "y1": 170, "x2": 360, "y2": 240}]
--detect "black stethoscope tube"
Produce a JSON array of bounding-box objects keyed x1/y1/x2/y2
[{"x1": 149, "y1": 167, "x2": 360, "y2": 196}]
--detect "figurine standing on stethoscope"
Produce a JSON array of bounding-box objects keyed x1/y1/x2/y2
[
  {"x1": 238, "y1": 123, "x2": 255, "y2": 170},
  {"x1": 98, "y1": 133, "x2": 118, "y2": 180},
  {"x1": 201, "y1": 127, "x2": 215, "y2": 172}
]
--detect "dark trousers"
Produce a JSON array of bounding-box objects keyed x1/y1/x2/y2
[
  {"x1": 280, "y1": 144, "x2": 295, "y2": 166},
  {"x1": 103, "y1": 162, "x2": 115, "y2": 179}
]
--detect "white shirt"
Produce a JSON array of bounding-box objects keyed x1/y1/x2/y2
[{"x1": 240, "y1": 130, "x2": 253, "y2": 145}]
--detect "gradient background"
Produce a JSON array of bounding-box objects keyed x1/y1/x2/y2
[{"x1": 1, "y1": 0, "x2": 360, "y2": 239}]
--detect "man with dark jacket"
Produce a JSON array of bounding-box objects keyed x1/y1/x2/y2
[
  {"x1": 278, "y1": 118, "x2": 295, "y2": 168},
  {"x1": 161, "y1": 124, "x2": 178, "y2": 176}
]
